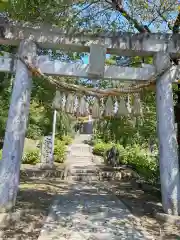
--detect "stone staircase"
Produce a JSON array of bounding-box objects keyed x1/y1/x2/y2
[
  {"x1": 64, "y1": 135, "x2": 139, "y2": 183},
  {"x1": 64, "y1": 139, "x2": 99, "y2": 182},
  {"x1": 37, "y1": 134, "x2": 154, "y2": 240}
]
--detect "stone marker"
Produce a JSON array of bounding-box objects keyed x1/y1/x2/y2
[{"x1": 40, "y1": 135, "x2": 54, "y2": 168}]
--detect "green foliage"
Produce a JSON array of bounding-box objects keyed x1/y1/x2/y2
[
  {"x1": 92, "y1": 142, "x2": 114, "y2": 156},
  {"x1": 1, "y1": 0, "x2": 74, "y2": 24},
  {"x1": 61, "y1": 135, "x2": 73, "y2": 145},
  {"x1": 0, "y1": 74, "x2": 12, "y2": 140},
  {"x1": 0, "y1": 0, "x2": 178, "y2": 35},
  {"x1": 54, "y1": 140, "x2": 67, "y2": 163},
  {"x1": 93, "y1": 142, "x2": 159, "y2": 184},
  {"x1": 22, "y1": 149, "x2": 40, "y2": 165},
  {"x1": 26, "y1": 124, "x2": 44, "y2": 140},
  {"x1": 22, "y1": 137, "x2": 69, "y2": 165},
  {"x1": 93, "y1": 85, "x2": 159, "y2": 184},
  {"x1": 0, "y1": 73, "x2": 75, "y2": 142},
  {"x1": 94, "y1": 91, "x2": 157, "y2": 147},
  {"x1": 125, "y1": 145, "x2": 159, "y2": 183},
  {"x1": 115, "y1": 144, "x2": 128, "y2": 164},
  {"x1": 0, "y1": 149, "x2": 2, "y2": 160}
]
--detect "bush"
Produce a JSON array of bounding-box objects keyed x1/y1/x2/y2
[
  {"x1": 93, "y1": 142, "x2": 114, "y2": 156},
  {"x1": 22, "y1": 149, "x2": 40, "y2": 165},
  {"x1": 126, "y1": 145, "x2": 159, "y2": 183},
  {"x1": 26, "y1": 124, "x2": 43, "y2": 140},
  {"x1": 61, "y1": 135, "x2": 73, "y2": 145},
  {"x1": 93, "y1": 141, "x2": 159, "y2": 184},
  {"x1": 54, "y1": 140, "x2": 67, "y2": 163},
  {"x1": 84, "y1": 137, "x2": 102, "y2": 146},
  {"x1": 116, "y1": 144, "x2": 128, "y2": 164},
  {"x1": 92, "y1": 138, "x2": 103, "y2": 146}
]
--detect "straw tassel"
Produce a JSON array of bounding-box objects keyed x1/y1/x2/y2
[
  {"x1": 132, "y1": 94, "x2": 142, "y2": 116},
  {"x1": 61, "y1": 92, "x2": 66, "y2": 111},
  {"x1": 85, "y1": 101, "x2": 89, "y2": 116},
  {"x1": 92, "y1": 98, "x2": 100, "y2": 119},
  {"x1": 117, "y1": 97, "x2": 129, "y2": 117},
  {"x1": 126, "y1": 95, "x2": 132, "y2": 115},
  {"x1": 112, "y1": 80, "x2": 118, "y2": 88},
  {"x1": 104, "y1": 96, "x2": 114, "y2": 117},
  {"x1": 78, "y1": 96, "x2": 88, "y2": 116},
  {"x1": 75, "y1": 96, "x2": 80, "y2": 117},
  {"x1": 65, "y1": 93, "x2": 75, "y2": 114},
  {"x1": 99, "y1": 98, "x2": 105, "y2": 119},
  {"x1": 128, "y1": 117, "x2": 137, "y2": 127},
  {"x1": 73, "y1": 95, "x2": 78, "y2": 116},
  {"x1": 52, "y1": 91, "x2": 63, "y2": 110}
]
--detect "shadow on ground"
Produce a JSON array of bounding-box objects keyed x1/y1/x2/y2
[
  {"x1": 0, "y1": 174, "x2": 180, "y2": 239},
  {"x1": 105, "y1": 179, "x2": 180, "y2": 239},
  {"x1": 0, "y1": 177, "x2": 69, "y2": 240},
  {"x1": 36, "y1": 181, "x2": 152, "y2": 240}
]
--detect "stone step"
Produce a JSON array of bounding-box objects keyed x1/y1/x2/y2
[
  {"x1": 67, "y1": 156, "x2": 92, "y2": 158},
  {"x1": 69, "y1": 168, "x2": 97, "y2": 174},
  {"x1": 69, "y1": 148, "x2": 91, "y2": 151},
  {"x1": 68, "y1": 154, "x2": 92, "y2": 158},
  {"x1": 67, "y1": 168, "x2": 135, "y2": 181},
  {"x1": 37, "y1": 136, "x2": 154, "y2": 239},
  {"x1": 66, "y1": 175, "x2": 100, "y2": 182},
  {"x1": 68, "y1": 171, "x2": 98, "y2": 176},
  {"x1": 68, "y1": 150, "x2": 91, "y2": 154},
  {"x1": 66, "y1": 157, "x2": 93, "y2": 162},
  {"x1": 68, "y1": 144, "x2": 91, "y2": 149}
]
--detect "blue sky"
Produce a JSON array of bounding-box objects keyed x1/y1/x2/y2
[
  {"x1": 80, "y1": 2, "x2": 179, "y2": 64},
  {"x1": 82, "y1": 55, "x2": 88, "y2": 64}
]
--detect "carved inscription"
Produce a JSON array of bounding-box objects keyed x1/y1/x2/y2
[{"x1": 40, "y1": 135, "x2": 53, "y2": 167}]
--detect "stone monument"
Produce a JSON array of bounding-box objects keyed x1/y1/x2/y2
[{"x1": 40, "y1": 135, "x2": 54, "y2": 168}]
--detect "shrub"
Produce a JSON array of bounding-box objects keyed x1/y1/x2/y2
[
  {"x1": 22, "y1": 149, "x2": 40, "y2": 165},
  {"x1": 116, "y1": 144, "x2": 128, "y2": 164},
  {"x1": 54, "y1": 140, "x2": 67, "y2": 163},
  {"x1": 126, "y1": 144, "x2": 159, "y2": 183},
  {"x1": 84, "y1": 137, "x2": 102, "y2": 146},
  {"x1": 55, "y1": 138, "x2": 61, "y2": 146},
  {"x1": 92, "y1": 138, "x2": 103, "y2": 146},
  {"x1": 26, "y1": 125, "x2": 43, "y2": 140},
  {"x1": 61, "y1": 135, "x2": 73, "y2": 145},
  {"x1": 93, "y1": 142, "x2": 114, "y2": 156},
  {"x1": 93, "y1": 141, "x2": 159, "y2": 184}
]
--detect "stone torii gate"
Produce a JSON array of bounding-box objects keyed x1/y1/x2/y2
[{"x1": 0, "y1": 23, "x2": 180, "y2": 215}]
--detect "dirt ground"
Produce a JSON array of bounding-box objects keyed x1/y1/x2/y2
[
  {"x1": 0, "y1": 164, "x2": 68, "y2": 240},
  {"x1": 0, "y1": 164, "x2": 180, "y2": 240},
  {"x1": 105, "y1": 179, "x2": 180, "y2": 239}
]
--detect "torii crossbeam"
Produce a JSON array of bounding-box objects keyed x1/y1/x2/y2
[{"x1": 0, "y1": 22, "x2": 180, "y2": 57}]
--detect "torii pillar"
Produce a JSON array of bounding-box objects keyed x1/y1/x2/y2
[
  {"x1": 0, "y1": 39, "x2": 37, "y2": 212},
  {"x1": 154, "y1": 52, "x2": 180, "y2": 215}
]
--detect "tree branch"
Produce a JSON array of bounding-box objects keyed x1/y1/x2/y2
[
  {"x1": 156, "y1": 10, "x2": 173, "y2": 31},
  {"x1": 107, "y1": 0, "x2": 149, "y2": 33},
  {"x1": 173, "y1": 10, "x2": 180, "y2": 33},
  {"x1": 107, "y1": 0, "x2": 179, "y2": 35}
]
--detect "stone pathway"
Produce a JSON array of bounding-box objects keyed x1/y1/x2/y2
[{"x1": 38, "y1": 135, "x2": 154, "y2": 240}]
